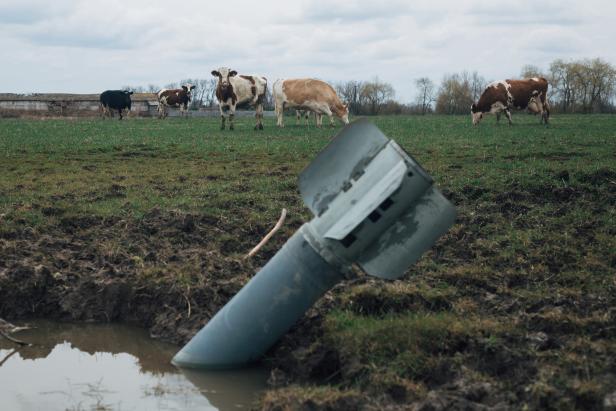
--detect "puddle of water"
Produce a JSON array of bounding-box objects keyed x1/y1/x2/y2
[{"x1": 0, "y1": 320, "x2": 268, "y2": 411}]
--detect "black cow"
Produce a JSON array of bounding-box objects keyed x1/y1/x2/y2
[{"x1": 100, "y1": 90, "x2": 133, "y2": 120}]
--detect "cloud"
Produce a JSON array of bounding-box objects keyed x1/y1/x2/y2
[{"x1": 0, "y1": 0, "x2": 614, "y2": 101}]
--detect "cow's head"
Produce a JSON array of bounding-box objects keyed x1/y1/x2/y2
[
  {"x1": 211, "y1": 67, "x2": 237, "y2": 90},
  {"x1": 181, "y1": 84, "x2": 196, "y2": 101},
  {"x1": 124, "y1": 91, "x2": 134, "y2": 109},
  {"x1": 471, "y1": 103, "x2": 483, "y2": 125}
]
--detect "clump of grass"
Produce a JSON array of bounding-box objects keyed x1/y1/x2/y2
[{"x1": 323, "y1": 310, "x2": 505, "y2": 383}]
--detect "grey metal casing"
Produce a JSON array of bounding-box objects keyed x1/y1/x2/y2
[
  {"x1": 300, "y1": 119, "x2": 456, "y2": 279},
  {"x1": 172, "y1": 119, "x2": 457, "y2": 369}
]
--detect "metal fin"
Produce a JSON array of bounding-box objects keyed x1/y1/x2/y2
[
  {"x1": 357, "y1": 187, "x2": 456, "y2": 280},
  {"x1": 298, "y1": 119, "x2": 389, "y2": 216}
]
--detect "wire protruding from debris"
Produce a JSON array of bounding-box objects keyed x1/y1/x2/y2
[{"x1": 245, "y1": 208, "x2": 287, "y2": 259}]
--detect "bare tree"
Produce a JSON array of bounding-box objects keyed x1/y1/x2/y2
[
  {"x1": 435, "y1": 73, "x2": 474, "y2": 114},
  {"x1": 469, "y1": 71, "x2": 487, "y2": 103},
  {"x1": 520, "y1": 64, "x2": 545, "y2": 79},
  {"x1": 336, "y1": 80, "x2": 363, "y2": 114},
  {"x1": 549, "y1": 58, "x2": 616, "y2": 113},
  {"x1": 360, "y1": 77, "x2": 395, "y2": 115},
  {"x1": 121, "y1": 85, "x2": 145, "y2": 93},
  {"x1": 581, "y1": 58, "x2": 616, "y2": 112},
  {"x1": 550, "y1": 59, "x2": 576, "y2": 113},
  {"x1": 414, "y1": 77, "x2": 435, "y2": 115}
]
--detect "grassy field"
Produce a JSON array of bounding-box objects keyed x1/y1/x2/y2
[{"x1": 1, "y1": 114, "x2": 615, "y2": 410}]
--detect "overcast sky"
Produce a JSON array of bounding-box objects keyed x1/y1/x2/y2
[{"x1": 1, "y1": 0, "x2": 614, "y2": 102}]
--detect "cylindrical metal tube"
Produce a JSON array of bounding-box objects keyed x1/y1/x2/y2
[{"x1": 172, "y1": 226, "x2": 344, "y2": 369}]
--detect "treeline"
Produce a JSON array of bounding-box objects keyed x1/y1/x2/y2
[
  {"x1": 123, "y1": 57, "x2": 616, "y2": 114},
  {"x1": 335, "y1": 58, "x2": 616, "y2": 115}
]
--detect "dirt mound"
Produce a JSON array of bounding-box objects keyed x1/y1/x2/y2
[{"x1": 0, "y1": 209, "x2": 264, "y2": 344}]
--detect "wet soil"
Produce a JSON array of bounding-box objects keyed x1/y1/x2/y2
[
  {"x1": 1, "y1": 172, "x2": 615, "y2": 410},
  {"x1": 260, "y1": 175, "x2": 616, "y2": 410},
  {"x1": 0, "y1": 208, "x2": 280, "y2": 345}
]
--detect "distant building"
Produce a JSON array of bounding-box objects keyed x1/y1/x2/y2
[{"x1": 0, "y1": 93, "x2": 159, "y2": 118}]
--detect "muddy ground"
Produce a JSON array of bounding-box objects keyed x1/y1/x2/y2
[
  {"x1": 1, "y1": 115, "x2": 616, "y2": 410},
  {"x1": 1, "y1": 168, "x2": 615, "y2": 410}
]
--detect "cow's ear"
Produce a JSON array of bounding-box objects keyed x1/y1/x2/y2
[
  {"x1": 182, "y1": 85, "x2": 188, "y2": 92},
  {"x1": 211, "y1": 70, "x2": 220, "y2": 77},
  {"x1": 229, "y1": 70, "x2": 237, "y2": 77},
  {"x1": 471, "y1": 103, "x2": 476, "y2": 112},
  {"x1": 190, "y1": 85, "x2": 196, "y2": 90}
]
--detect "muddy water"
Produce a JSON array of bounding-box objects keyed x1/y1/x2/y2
[{"x1": 0, "y1": 320, "x2": 268, "y2": 411}]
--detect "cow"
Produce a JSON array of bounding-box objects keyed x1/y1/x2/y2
[
  {"x1": 99, "y1": 90, "x2": 133, "y2": 120},
  {"x1": 273, "y1": 78, "x2": 349, "y2": 128},
  {"x1": 211, "y1": 67, "x2": 267, "y2": 130},
  {"x1": 157, "y1": 84, "x2": 196, "y2": 119},
  {"x1": 471, "y1": 77, "x2": 550, "y2": 126}
]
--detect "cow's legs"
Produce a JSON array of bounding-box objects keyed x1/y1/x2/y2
[
  {"x1": 316, "y1": 113, "x2": 323, "y2": 128},
  {"x1": 296, "y1": 110, "x2": 301, "y2": 126},
  {"x1": 118, "y1": 108, "x2": 123, "y2": 120},
  {"x1": 321, "y1": 107, "x2": 334, "y2": 127},
  {"x1": 255, "y1": 103, "x2": 264, "y2": 130},
  {"x1": 504, "y1": 109, "x2": 513, "y2": 125},
  {"x1": 542, "y1": 99, "x2": 550, "y2": 125},
  {"x1": 496, "y1": 112, "x2": 501, "y2": 123},
  {"x1": 536, "y1": 93, "x2": 549, "y2": 125},
  {"x1": 219, "y1": 104, "x2": 226, "y2": 129},
  {"x1": 229, "y1": 104, "x2": 236, "y2": 130},
  {"x1": 275, "y1": 102, "x2": 285, "y2": 128}
]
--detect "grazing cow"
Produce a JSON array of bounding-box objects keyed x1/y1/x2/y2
[
  {"x1": 211, "y1": 67, "x2": 267, "y2": 130},
  {"x1": 99, "y1": 90, "x2": 133, "y2": 120},
  {"x1": 471, "y1": 77, "x2": 550, "y2": 126},
  {"x1": 157, "y1": 84, "x2": 196, "y2": 119},
  {"x1": 273, "y1": 78, "x2": 349, "y2": 128}
]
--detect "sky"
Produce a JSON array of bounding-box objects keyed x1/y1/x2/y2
[{"x1": 1, "y1": 0, "x2": 615, "y2": 102}]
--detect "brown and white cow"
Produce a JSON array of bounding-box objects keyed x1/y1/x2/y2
[
  {"x1": 157, "y1": 84, "x2": 196, "y2": 119},
  {"x1": 471, "y1": 77, "x2": 550, "y2": 126},
  {"x1": 211, "y1": 67, "x2": 267, "y2": 130},
  {"x1": 273, "y1": 79, "x2": 349, "y2": 128}
]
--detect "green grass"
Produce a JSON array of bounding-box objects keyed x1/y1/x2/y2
[
  {"x1": 1, "y1": 114, "x2": 615, "y2": 409},
  {"x1": 1, "y1": 114, "x2": 613, "y2": 220}
]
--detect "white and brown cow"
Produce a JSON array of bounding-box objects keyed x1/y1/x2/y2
[
  {"x1": 273, "y1": 79, "x2": 349, "y2": 128},
  {"x1": 211, "y1": 67, "x2": 267, "y2": 130},
  {"x1": 157, "y1": 84, "x2": 196, "y2": 119},
  {"x1": 471, "y1": 77, "x2": 550, "y2": 125}
]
